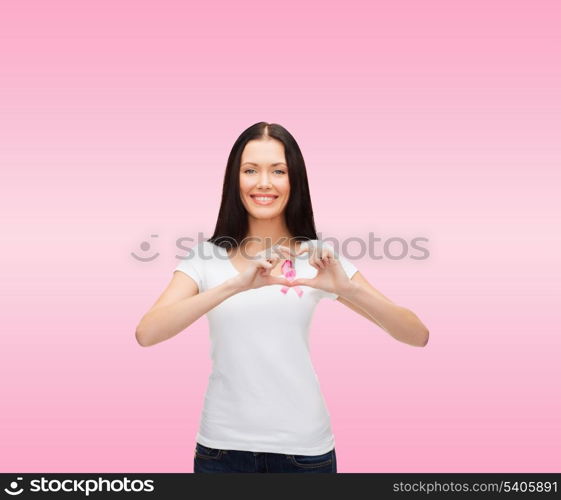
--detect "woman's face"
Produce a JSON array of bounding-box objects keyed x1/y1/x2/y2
[{"x1": 239, "y1": 138, "x2": 290, "y2": 219}]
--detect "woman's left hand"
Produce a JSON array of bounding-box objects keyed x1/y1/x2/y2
[{"x1": 288, "y1": 243, "x2": 352, "y2": 296}]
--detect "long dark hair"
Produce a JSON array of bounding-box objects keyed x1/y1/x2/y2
[{"x1": 207, "y1": 122, "x2": 318, "y2": 250}]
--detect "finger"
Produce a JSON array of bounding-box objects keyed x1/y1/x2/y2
[
  {"x1": 298, "y1": 241, "x2": 316, "y2": 254},
  {"x1": 311, "y1": 249, "x2": 325, "y2": 270},
  {"x1": 265, "y1": 254, "x2": 280, "y2": 266},
  {"x1": 308, "y1": 252, "x2": 320, "y2": 270},
  {"x1": 265, "y1": 246, "x2": 288, "y2": 264},
  {"x1": 318, "y1": 248, "x2": 333, "y2": 269},
  {"x1": 321, "y1": 245, "x2": 335, "y2": 255},
  {"x1": 310, "y1": 254, "x2": 321, "y2": 271},
  {"x1": 307, "y1": 246, "x2": 317, "y2": 262},
  {"x1": 258, "y1": 260, "x2": 273, "y2": 275}
]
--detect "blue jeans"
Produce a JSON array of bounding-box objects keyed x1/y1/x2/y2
[{"x1": 193, "y1": 442, "x2": 337, "y2": 473}]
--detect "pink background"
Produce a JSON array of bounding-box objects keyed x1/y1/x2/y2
[{"x1": 1, "y1": 0, "x2": 560, "y2": 473}]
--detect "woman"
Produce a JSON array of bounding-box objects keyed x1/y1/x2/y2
[{"x1": 135, "y1": 122, "x2": 429, "y2": 473}]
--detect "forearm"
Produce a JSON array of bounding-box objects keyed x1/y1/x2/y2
[
  {"x1": 136, "y1": 278, "x2": 242, "y2": 347},
  {"x1": 338, "y1": 281, "x2": 429, "y2": 347}
]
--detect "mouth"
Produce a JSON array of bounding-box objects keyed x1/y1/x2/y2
[{"x1": 250, "y1": 194, "x2": 279, "y2": 206}]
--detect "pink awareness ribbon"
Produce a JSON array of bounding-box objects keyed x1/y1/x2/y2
[{"x1": 280, "y1": 259, "x2": 303, "y2": 298}]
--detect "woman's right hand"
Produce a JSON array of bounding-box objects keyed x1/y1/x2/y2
[{"x1": 230, "y1": 244, "x2": 309, "y2": 292}]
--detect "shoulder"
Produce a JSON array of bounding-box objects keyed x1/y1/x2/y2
[
  {"x1": 200, "y1": 240, "x2": 234, "y2": 265},
  {"x1": 196, "y1": 240, "x2": 224, "y2": 260},
  {"x1": 179, "y1": 240, "x2": 217, "y2": 263}
]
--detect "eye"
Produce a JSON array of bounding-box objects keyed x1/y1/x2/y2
[{"x1": 243, "y1": 168, "x2": 286, "y2": 175}]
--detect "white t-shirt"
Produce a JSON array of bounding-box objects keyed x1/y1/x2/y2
[{"x1": 173, "y1": 239, "x2": 358, "y2": 455}]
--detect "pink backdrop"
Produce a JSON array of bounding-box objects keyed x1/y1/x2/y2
[{"x1": 1, "y1": 0, "x2": 559, "y2": 473}]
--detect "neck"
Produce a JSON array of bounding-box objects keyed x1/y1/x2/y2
[{"x1": 243, "y1": 215, "x2": 295, "y2": 251}]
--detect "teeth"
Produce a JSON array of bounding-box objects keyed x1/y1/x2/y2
[{"x1": 253, "y1": 196, "x2": 276, "y2": 202}]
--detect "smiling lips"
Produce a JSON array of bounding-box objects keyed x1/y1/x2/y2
[{"x1": 250, "y1": 194, "x2": 278, "y2": 206}]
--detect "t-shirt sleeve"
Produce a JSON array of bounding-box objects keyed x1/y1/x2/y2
[
  {"x1": 320, "y1": 241, "x2": 358, "y2": 300},
  {"x1": 173, "y1": 241, "x2": 206, "y2": 293}
]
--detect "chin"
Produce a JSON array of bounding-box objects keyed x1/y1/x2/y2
[{"x1": 249, "y1": 210, "x2": 283, "y2": 219}]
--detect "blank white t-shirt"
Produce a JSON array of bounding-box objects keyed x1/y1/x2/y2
[{"x1": 174, "y1": 239, "x2": 358, "y2": 455}]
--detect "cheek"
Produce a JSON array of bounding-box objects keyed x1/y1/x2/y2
[
  {"x1": 277, "y1": 177, "x2": 290, "y2": 194},
  {"x1": 239, "y1": 176, "x2": 252, "y2": 192}
]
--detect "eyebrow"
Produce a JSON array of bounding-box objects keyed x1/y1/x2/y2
[{"x1": 241, "y1": 162, "x2": 286, "y2": 167}]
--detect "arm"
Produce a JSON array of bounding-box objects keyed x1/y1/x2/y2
[
  {"x1": 135, "y1": 272, "x2": 243, "y2": 348},
  {"x1": 135, "y1": 245, "x2": 297, "y2": 348},
  {"x1": 337, "y1": 272, "x2": 430, "y2": 348}
]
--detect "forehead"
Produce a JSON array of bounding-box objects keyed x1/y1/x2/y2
[{"x1": 241, "y1": 139, "x2": 285, "y2": 162}]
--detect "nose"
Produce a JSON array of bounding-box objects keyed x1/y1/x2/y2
[{"x1": 257, "y1": 172, "x2": 272, "y2": 189}]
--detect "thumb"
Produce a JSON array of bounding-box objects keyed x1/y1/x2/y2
[
  {"x1": 289, "y1": 278, "x2": 314, "y2": 287},
  {"x1": 258, "y1": 261, "x2": 273, "y2": 275},
  {"x1": 267, "y1": 276, "x2": 293, "y2": 286}
]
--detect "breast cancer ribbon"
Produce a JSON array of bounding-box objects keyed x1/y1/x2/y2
[{"x1": 280, "y1": 259, "x2": 303, "y2": 298}]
